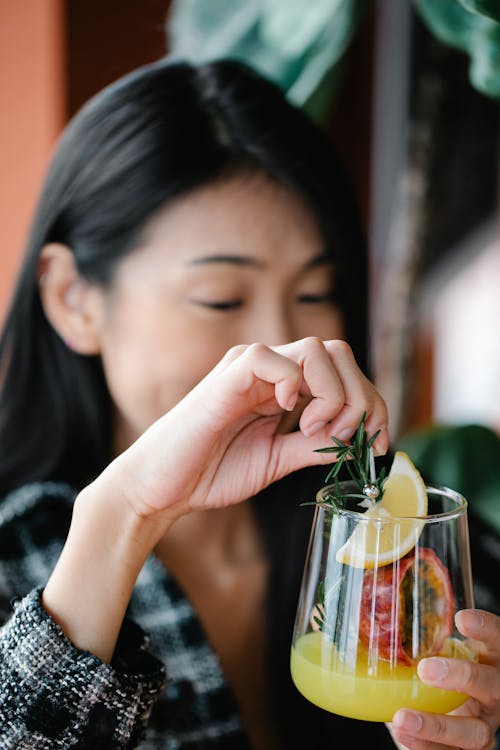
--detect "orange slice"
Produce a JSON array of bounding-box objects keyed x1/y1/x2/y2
[{"x1": 336, "y1": 451, "x2": 428, "y2": 568}]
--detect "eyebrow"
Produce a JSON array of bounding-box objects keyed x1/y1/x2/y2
[{"x1": 186, "y1": 252, "x2": 333, "y2": 269}]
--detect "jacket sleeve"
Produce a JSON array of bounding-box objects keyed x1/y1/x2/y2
[{"x1": 0, "y1": 588, "x2": 166, "y2": 748}]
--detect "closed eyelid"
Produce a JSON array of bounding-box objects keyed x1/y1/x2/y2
[
  {"x1": 297, "y1": 292, "x2": 336, "y2": 300},
  {"x1": 189, "y1": 298, "x2": 243, "y2": 311}
]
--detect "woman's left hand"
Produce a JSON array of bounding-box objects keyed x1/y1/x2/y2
[{"x1": 390, "y1": 609, "x2": 500, "y2": 750}]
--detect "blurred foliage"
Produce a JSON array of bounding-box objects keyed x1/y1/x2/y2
[
  {"x1": 397, "y1": 424, "x2": 500, "y2": 534},
  {"x1": 169, "y1": 0, "x2": 370, "y2": 120},
  {"x1": 455, "y1": 0, "x2": 500, "y2": 24},
  {"x1": 169, "y1": 0, "x2": 500, "y2": 117},
  {"x1": 414, "y1": 0, "x2": 500, "y2": 98},
  {"x1": 407, "y1": 17, "x2": 498, "y2": 276}
]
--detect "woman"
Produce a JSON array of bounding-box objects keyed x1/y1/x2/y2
[{"x1": 0, "y1": 59, "x2": 497, "y2": 749}]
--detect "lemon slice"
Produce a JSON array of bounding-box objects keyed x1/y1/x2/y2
[
  {"x1": 336, "y1": 451, "x2": 428, "y2": 568},
  {"x1": 440, "y1": 637, "x2": 476, "y2": 661}
]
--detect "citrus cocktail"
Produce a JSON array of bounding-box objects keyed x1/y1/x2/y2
[{"x1": 291, "y1": 442, "x2": 476, "y2": 722}]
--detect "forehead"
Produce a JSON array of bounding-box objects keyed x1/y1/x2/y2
[{"x1": 125, "y1": 172, "x2": 327, "y2": 273}]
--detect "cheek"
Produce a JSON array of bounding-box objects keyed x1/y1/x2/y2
[{"x1": 99, "y1": 315, "x2": 236, "y2": 438}]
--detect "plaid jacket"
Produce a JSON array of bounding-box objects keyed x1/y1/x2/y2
[
  {"x1": 0, "y1": 473, "x2": 498, "y2": 749},
  {"x1": 0, "y1": 481, "x2": 252, "y2": 749}
]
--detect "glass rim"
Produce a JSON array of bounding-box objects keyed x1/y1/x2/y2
[{"x1": 315, "y1": 482, "x2": 468, "y2": 522}]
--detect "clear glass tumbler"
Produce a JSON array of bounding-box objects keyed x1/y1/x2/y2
[{"x1": 290, "y1": 483, "x2": 476, "y2": 722}]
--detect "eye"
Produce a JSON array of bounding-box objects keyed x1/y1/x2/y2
[
  {"x1": 297, "y1": 292, "x2": 337, "y2": 304},
  {"x1": 191, "y1": 299, "x2": 243, "y2": 311}
]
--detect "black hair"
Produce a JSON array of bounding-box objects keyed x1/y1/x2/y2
[{"x1": 0, "y1": 58, "x2": 369, "y2": 494}]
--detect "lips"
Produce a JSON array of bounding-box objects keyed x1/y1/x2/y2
[{"x1": 359, "y1": 547, "x2": 455, "y2": 665}]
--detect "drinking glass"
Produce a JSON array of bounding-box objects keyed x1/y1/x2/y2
[{"x1": 290, "y1": 483, "x2": 476, "y2": 722}]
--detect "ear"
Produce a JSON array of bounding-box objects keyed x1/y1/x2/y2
[{"x1": 38, "y1": 244, "x2": 104, "y2": 355}]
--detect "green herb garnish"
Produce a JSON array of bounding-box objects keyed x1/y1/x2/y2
[
  {"x1": 314, "y1": 412, "x2": 386, "y2": 513},
  {"x1": 312, "y1": 577, "x2": 344, "y2": 635}
]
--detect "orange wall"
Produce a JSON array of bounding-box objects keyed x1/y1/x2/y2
[{"x1": 0, "y1": 0, "x2": 65, "y2": 318}]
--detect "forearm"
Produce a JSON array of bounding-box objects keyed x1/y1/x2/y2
[
  {"x1": 42, "y1": 461, "x2": 172, "y2": 663},
  {"x1": 0, "y1": 589, "x2": 166, "y2": 746}
]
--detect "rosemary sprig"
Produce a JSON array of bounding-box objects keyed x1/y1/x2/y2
[
  {"x1": 312, "y1": 576, "x2": 344, "y2": 635},
  {"x1": 314, "y1": 412, "x2": 386, "y2": 513},
  {"x1": 312, "y1": 580, "x2": 327, "y2": 631}
]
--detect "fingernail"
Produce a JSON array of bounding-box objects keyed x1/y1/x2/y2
[
  {"x1": 373, "y1": 426, "x2": 388, "y2": 456},
  {"x1": 303, "y1": 421, "x2": 325, "y2": 437},
  {"x1": 286, "y1": 393, "x2": 298, "y2": 412},
  {"x1": 335, "y1": 427, "x2": 353, "y2": 442},
  {"x1": 393, "y1": 710, "x2": 422, "y2": 734},
  {"x1": 418, "y1": 657, "x2": 449, "y2": 683},
  {"x1": 456, "y1": 609, "x2": 484, "y2": 634}
]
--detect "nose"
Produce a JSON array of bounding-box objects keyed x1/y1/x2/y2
[{"x1": 247, "y1": 305, "x2": 296, "y2": 347}]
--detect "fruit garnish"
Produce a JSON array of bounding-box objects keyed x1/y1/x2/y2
[
  {"x1": 378, "y1": 451, "x2": 428, "y2": 516},
  {"x1": 440, "y1": 637, "x2": 476, "y2": 661},
  {"x1": 335, "y1": 451, "x2": 428, "y2": 568},
  {"x1": 359, "y1": 547, "x2": 455, "y2": 665},
  {"x1": 314, "y1": 417, "x2": 428, "y2": 566}
]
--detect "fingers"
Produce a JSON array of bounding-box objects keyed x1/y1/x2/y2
[
  {"x1": 456, "y1": 610, "x2": 500, "y2": 662},
  {"x1": 271, "y1": 338, "x2": 387, "y2": 448},
  {"x1": 417, "y1": 658, "x2": 500, "y2": 710},
  {"x1": 322, "y1": 339, "x2": 388, "y2": 453},
  {"x1": 206, "y1": 338, "x2": 387, "y2": 450},
  {"x1": 392, "y1": 614, "x2": 500, "y2": 750},
  {"x1": 286, "y1": 337, "x2": 347, "y2": 436},
  {"x1": 391, "y1": 709, "x2": 493, "y2": 750},
  {"x1": 219, "y1": 342, "x2": 303, "y2": 414}
]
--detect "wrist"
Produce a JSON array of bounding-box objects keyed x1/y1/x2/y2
[
  {"x1": 104, "y1": 430, "x2": 192, "y2": 522},
  {"x1": 42, "y1": 469, "x2": 174, "y2": 663},
  {"x1": 74, "y1": 466, "x2": 171, "y2": 557}
]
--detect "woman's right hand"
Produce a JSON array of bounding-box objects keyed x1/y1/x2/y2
[
  {"x1": 42, "y1": 338, "x2": 387, "y2": 662},
  {"x1": 114, "y1": 337, "x2": 388, "y2": 524}
]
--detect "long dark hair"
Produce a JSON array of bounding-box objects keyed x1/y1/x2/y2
[{"x1": 0, "y1": 58, "x2": 368, "y2": 494}]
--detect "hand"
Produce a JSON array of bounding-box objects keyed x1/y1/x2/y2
[
  {"x1": 43, "y1": 337, "x2": 387, "y2": 663},
  {"x1": 114, "y1": 337, "x2": 388, "y2": 523},
  {"x1": 390, "y1": 609, "x2": 500, "y2": 750}
]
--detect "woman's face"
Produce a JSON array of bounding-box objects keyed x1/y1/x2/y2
[{"x1": 95, "y1": 173, "x2": 345, "y2": 452}]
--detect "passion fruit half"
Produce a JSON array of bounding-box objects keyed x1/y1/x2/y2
[{"x1": 359, "y1": 547, "x2": 455, "y2": 665}]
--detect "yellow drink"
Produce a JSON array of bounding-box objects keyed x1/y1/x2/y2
[{"x1": 291, "y1": 632, "x2": 470, "y2": 722}]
